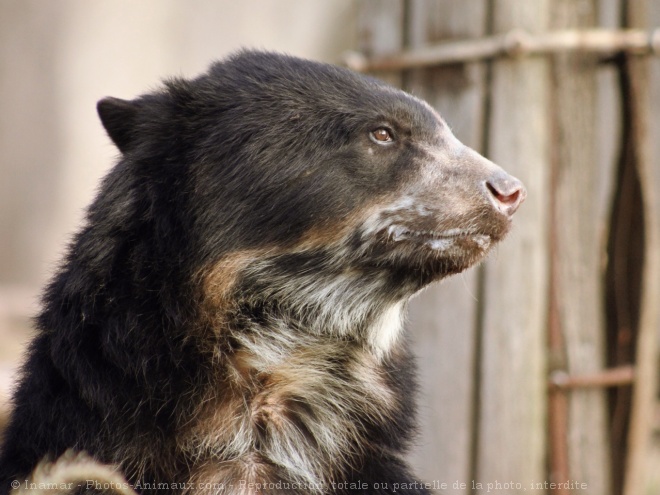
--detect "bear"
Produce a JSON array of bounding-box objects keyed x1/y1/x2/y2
[{"x1": 0, "y1": 50, "x2": 525, "y2": 494}]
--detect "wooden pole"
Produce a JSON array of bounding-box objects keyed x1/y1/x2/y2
[
  {"x1": 548, "y1": 2, "x2": 613, "y2": 494},
  {"x1": 476, "y1": 1, "x2": 549, "y2": 492},
  {"x1": 344, "y1": 28, "x2": 660, "y2": 72},
  {"x1": 355, "y1": 0, "x2": 405, "y2": 87},
  {"x1": 620, "y1": 1, "x2": 659, "y2": 493},
  {"x1": 549, "y1": 366, "x2": 635, "y2": 390},
  {"x1": 403, "y1": 2, "x2": 489, "y2": 493}
]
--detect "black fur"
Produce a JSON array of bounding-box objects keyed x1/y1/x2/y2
[{"x1": 0, "y1": 51, "x2": 524, "y2": 494}]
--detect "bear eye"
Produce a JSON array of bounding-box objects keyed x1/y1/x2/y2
[{"x1": 370, "y1": 127, "x2": 394, "y2": 144}]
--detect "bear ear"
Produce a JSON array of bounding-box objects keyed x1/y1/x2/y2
[{"x1": 97, "y1": 97, "x2": 140, "y2": 153}]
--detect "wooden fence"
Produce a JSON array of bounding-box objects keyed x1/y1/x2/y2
[{"x1": 351, "y1": 1, "x2": 660, "y2": 494}]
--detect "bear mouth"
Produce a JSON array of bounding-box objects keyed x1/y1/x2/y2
[{"x1": 387, "y1": 225, "x2": 492, "y2": 252}]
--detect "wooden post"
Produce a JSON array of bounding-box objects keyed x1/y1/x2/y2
[
  {"x1": 356, "y1": 0, "x2": 405, "y2": 87},
  {"x1": 403, "y1": 1, "x2": 489, "y2": 492},
  {"x1": 476, "y1": 1, "x2": 549, "y2": 492},
  {"x1": 620, "y1": 2, "x2": 660, "y2": 494},
  {"x1": 648, "y1": 4, "x2": 660, "y2": 491},
  {"x1": 547, "y1": 1, "x2": 612, "y2": 494}
]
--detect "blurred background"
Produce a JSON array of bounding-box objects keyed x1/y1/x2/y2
[{"x1": 1, "y1": 1, "x2": 659, "y2": 494}]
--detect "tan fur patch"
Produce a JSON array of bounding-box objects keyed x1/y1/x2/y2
[
  {"x1": 195, "y1": 248, "x2": 277, "y2": 355},
  {"x1": 186, "y1": 454, "x2": 274, "y2": 495},
  {"x1": 199, "y1": 250, "x2": 262, "y2": 319},
  {"x1": 18, "y1": 451, "x2": 136, "y2": 495},
  {"x1": 290, "y1": 198, "x2": 391, "y2": 252},
  {"x1": 177, "y1": 385, "x2": 253, "y2": 461},
  {"x1": 227, "y1": 348, "x2": 259, "y2": 385},
  {"x1": 251, "y1": 390, "x2": 292, "y2": 431}
]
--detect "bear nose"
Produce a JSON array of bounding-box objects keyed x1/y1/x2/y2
[{"x1": 485, "y1": 173, "x2": 526, "y2": 216}]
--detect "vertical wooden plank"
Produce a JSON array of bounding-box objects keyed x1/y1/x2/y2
[
  {"x1": 595, "y1": 0, "x2": 622, "y2": 226},
  {"x1": 356, "y1": 0, "x2": 405, "y2": 87},
  {"x1": 621, "y1": 1, "x2": 660, "y2": 493},
  {"x1": 403, "y1": 1, "x2": 489, "y2": 492},
  {"x1": 642, "y1": 3, "x2": 660, "y2": 493},
  {"x1": 476, "y1": 1, "x2": 549, "y2": 492},
  {"x1": 404, "y1": 0, "x2": 489, "y2": 150},
  {"x1": 640, "y1": 2, "x2": 660, "y2": 495},
  {"x1": 548, "y1": 2, "x2": 612, "y2": 494}
]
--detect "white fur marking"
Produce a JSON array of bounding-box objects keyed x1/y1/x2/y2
[
  {"x1": 427, "y1": 238, "x2": 455, "y2": 251},
  {"x1": 368, "y1": 302, "x2": 404, "y2": 360}
]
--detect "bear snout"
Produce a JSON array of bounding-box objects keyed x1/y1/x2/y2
[{"x1": 484, "y1": 171, "x2": 526, "y2": 217}]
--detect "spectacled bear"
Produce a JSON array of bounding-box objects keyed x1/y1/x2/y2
[{"x1": 0, "y1": 50, "x2": 525, "y2": 494}]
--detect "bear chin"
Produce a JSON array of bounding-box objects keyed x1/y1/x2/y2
[{"x1": 359, "y1": 217, "x2": 512, "y2": 289}]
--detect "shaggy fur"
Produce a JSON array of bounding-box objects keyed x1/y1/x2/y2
[{"x1": 0, "y1": 51, "x2": 524, "y2": 494}]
